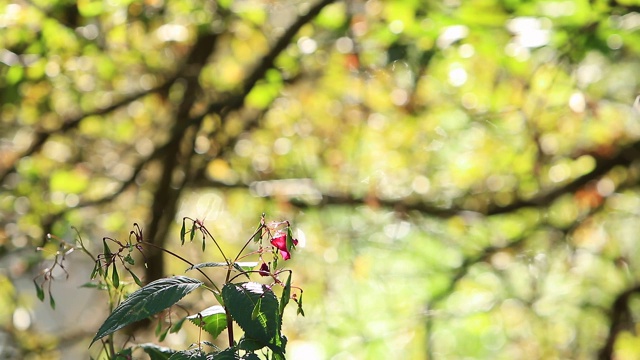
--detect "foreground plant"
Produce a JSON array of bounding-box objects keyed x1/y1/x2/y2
[{"x1": 34, "y1": 214, "x2": 304, "y2": 359}]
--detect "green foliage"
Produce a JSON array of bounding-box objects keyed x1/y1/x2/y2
[
  {"x1": 4, "y1": 0, "x2": 640, "y2": 358},
  {"x1": 33, "y1": 217, "x2": 300, "y2": 359},
  {"x1": 91, "y1": 276, "x2": 203, "y2": 345},
  {"x1": 187, "y1": 306, "x2": 227, "y2": 339},
  {"x1": 139, "y1": 343, "x2": 176, "y2": 359},
  {"x1": 222, "y1": 282, "x2": 283, "y2": 354}
]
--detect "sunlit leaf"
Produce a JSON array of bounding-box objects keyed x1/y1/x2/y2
[
  {"x1": 91, "y1": 276, "x2": 202, "y2": 345},
  {"x1": 222, "y1": 282, "x2": 280, "y2": 348},
  {"x1": 139, "y1": 343, "x2": 176, "y2": 360},
  {"x1": 187, "y1": 305, "x2": 227, "y2": 339}
]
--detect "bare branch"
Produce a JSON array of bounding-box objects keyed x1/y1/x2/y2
[{"x1": 598, "y1": 284, "x2": 640, "y2": 360}]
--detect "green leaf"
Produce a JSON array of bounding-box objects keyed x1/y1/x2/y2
[
  {"x1": 124, "y1": 254, "x2": 135, "y2": 265},
  {"x1": 190, "y1": 222, "x2": 197, "y2": 242},
  {"x1": 186, "y1": 262, "x2": 228, "y2": 271},
  {"x1": 91, "y1": 276, "x2": 202, "y2": 345},
  {"x1": 180, "y1": 218, "x2": 186, "y2": 245},
  {"x1": 186, "y1": 262, "x2": 256, "y2": 272},
  {"x1": 112, "y1": 266, "x2": 120, "y2": 288},
  {"x1": 90, "y1": 261, "x2": 101, "y2": 279},
  {"x1": 234, "y1": 262, "x2": 258, "y2": 271},
  {"x1": 80, "y1": 282, "x2": 106, "y2": 290},
  {"x1": 103, "y1": 239, "x2": 112, "y2": 257},
  {"x1": 170, "y1": 317, "x2": 187, "y2": 333},
  {"x1": 187, "y1": 305, "x2": 227, "y2": 339},
  {"x1": 222, "y1": 282, "x2": 279, "y2": 346},
  {"x1": 34, "y1": 280, "x2": 44, "y2": 301},
  {"x1": 155, "y1": 316, "x2": 163, "y2": 336},
  {"x1": 139, "y1": 343, "x2": 176, "y2": 360},
  {"x1": 252, "y1": 297, "x2": 263, "y2": 320},
  {"x1": 128, "y1": 269, "x2": 144, "y2": 287},
  {"x1": 168, "y1": 349, "x2": 207, "y2": 360},
  {"x1": 212, "y1": 348, "x2": 240, "y2": 360},
  {"x1": 286, "y1": 226, "x2": 295, "y2": 253},
  {"x1": 232, "y1": 263, "x2": 252, "y2": 280},
  {"x1": 158, "y1": 325, "x2": 170, "y2": 342},
  {"x1": 213, "y1": 291, "x2": 224, "y2": 306},
  {"x1": 237, "y1": 337, "x2": 264, "y2": 352},
  {"x1": 115, "y1": 347, "x2": 132, "y2": 358},
  {"x1": 252, "y1": 224, "x2": 263, "y2": 243},
  {"x1": 296, "y1": 293, "x2": 305, "y2": 317},
  {"x1": 49, "y1": 293, "x2": 56, "y2": 310},
  {"x1": 279, "y1": 273, "x2": 291, "y2": 316},
  {"x1": 242, "y1": 353, "x2": 260, "y2": 360}
]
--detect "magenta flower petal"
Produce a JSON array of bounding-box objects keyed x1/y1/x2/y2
[
  {"x1": 270, "y1": 232, "x2": 298, "y2": 260},
  {"x1": 271, "y1": 232, "x2": 287, "y2": 252}
]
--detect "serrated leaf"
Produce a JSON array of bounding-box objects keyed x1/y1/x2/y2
[
  {"x1": 222, "y1": 282, "x2": 279, "y2": 346},
  {"x1": 186, "y1": 262, "x2": 256, "y2": 272},
  {"x1": 168, "y1": 349, "x2": 207, "y2": 360},
  {"x1": 186, "y1": 262, "x2": 228, "y2": 271},
  {"x1": 238, "y1": 337, "x2": 264, "y2": 352},
  {"x1": 212, "y1": 348, "x2": 240, "y2": 360},
  {"x1": 279, "y1": 273, "x2": 291, "y2": 316},
  {"x1": 34, "y1": 280, "x2": 44, "y2": 301},
  {"x1": 112, "y1": 266, "x2": 120, "y2": 288},
  {"x1": 139, "y1": 343, "x2": 176, "y2": 360},
  {"x1": 187, "y1": 305, "x2": 227, "y2": 339},
  {"x1": 91, "y1": 276, "x2": 202, "y2": 345}
]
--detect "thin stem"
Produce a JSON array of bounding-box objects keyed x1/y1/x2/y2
[
  {"x1": 139, "y1": 242, "x2": 220, "y2": 293},
  {"x1": 71, "y1": 226, "x2": 96, "y2": 260},
  {"x1": 226, "y1": 308, "x2": 234, "y2": 348},
  {"x1": 233, "y1": 224, "x2": 264, "y2": 264},
  {"x1": 203, "y1": 227, "x2": 229, "y2": 264}
]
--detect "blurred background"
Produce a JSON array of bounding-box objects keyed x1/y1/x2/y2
[{"x1": 1, "y1": 0, "x2": 640, "y2": 358}]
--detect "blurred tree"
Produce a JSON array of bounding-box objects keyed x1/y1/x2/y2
[{"x1": 1, "y1": 0, "x2": 640, "y2": 359}]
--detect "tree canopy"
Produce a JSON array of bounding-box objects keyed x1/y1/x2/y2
[{"x1": 1, "y1": 0, "x2": 640, "y2": 358}]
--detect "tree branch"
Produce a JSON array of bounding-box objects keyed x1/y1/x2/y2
[
  {"x1": 598, "y1": 284, "x2": 640, "y2": 360},
  {"x1": 189, "y1": 0, "x2": 337, "y2": 123},
  {"x1": 0, "y1": 78, "x2": 176, "y2": 184}
]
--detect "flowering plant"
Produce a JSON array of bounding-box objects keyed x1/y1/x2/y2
[{"x1": 34, "y1": 214, "x2": 304, "y2": 359}]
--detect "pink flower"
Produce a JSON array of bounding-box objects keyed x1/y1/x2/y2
[
  {"x1": 270, "y1": 232, "x2": 298, "y2": 260},
  {"x1": 259, "y1": 262, "x2": 270, "y2": 277}
]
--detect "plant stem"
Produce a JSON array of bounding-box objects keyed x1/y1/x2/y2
[
  {"x1": 139, "y1": 242, "x2": 220, "y2": 293},
  {"x1": 233, "y1": 225, "x2": 264, "y2": 264}
]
